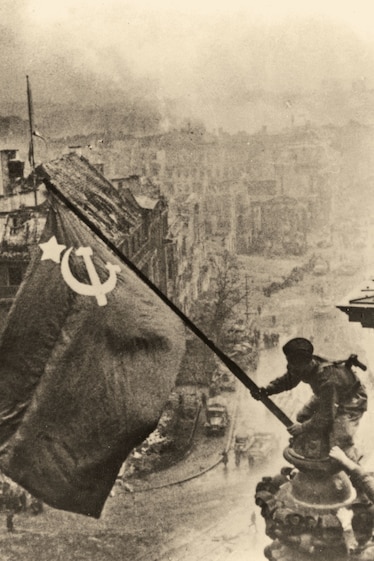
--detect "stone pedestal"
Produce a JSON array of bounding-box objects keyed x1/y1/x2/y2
[{"x1": 255, "y1": 438, "x2": 373, "y2": 560}]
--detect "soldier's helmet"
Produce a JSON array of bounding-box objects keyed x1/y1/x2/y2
[{"x1": 282, "y1": 338, "x2": 313, "y2": 360}]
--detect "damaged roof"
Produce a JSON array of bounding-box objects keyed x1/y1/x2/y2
[{"x1": 37, "y1": 153, "x2": 144, "y2": 239}]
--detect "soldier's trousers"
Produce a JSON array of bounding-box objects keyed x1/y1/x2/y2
[{"x1": 296, "y1": 396, "x2": 364, "y2": 451}]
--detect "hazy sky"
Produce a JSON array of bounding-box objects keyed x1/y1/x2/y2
[{"x1": 1, "y1": 0, "x2": 374, "y2": 127}]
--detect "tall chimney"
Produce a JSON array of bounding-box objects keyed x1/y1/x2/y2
[{"x1": 0, "y1": 149, "x2": 18, "y2": 196}]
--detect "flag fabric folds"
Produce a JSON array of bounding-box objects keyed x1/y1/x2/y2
[{"x1": 0, "y1": 194, "x2": 185, "y2": 517}]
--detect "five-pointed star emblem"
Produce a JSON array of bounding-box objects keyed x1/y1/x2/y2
[{"x1": 39, "y1": 236, "x2": 66, "y2": 263}]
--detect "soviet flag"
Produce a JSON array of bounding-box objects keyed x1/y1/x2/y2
[{"x1": 0, "y1": 193, "x2": 185, "y2": 517}]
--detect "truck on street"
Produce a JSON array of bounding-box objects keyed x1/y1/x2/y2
[{"x1": 205, "y1": 395, "x2": 229, "y2": 436}]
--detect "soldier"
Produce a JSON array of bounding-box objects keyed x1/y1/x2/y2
[
  {"x1": 6, "y1": 512, "x2": 14, "y2": 532},
  {"x1": 250, "y1": 511, "x2": 257, "y2": 531},
  {"x1": 329, "y1": 446, "x2": 374, "y2": 502},
  {"x1": 221, "y1": 450, "x2": 229, "y2": 468},
  {"x1": 252, "y1": 338, "x2": 367, "y2": 455},
  {"x1": 329, "y1": 446, "x2": 374, "y2": 553}
]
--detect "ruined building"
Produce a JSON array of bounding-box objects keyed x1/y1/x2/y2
[{"x1": 0, "y1": 149, "x2": 211, "y2": 333}]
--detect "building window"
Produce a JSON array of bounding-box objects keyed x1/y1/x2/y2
[
  {"x1": 132, "y1": 236, "x2": 137, "y2": 254},
  {"x1": 122, "y1": 239, "x2": 130, "y2": 256},
  {"x1": 8, "y1": 265, "x2": 24, "y2": 286},
  {"x1": 181, "y1": 238, "x2": 187, "y2": 256},
  {"x1": 142, "y1": 223, "x2": 148, "y2": 240}
]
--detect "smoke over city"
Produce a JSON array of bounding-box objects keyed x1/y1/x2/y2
[{"x1": 1, "y1": 0, "x2": 374, "y2": 134}]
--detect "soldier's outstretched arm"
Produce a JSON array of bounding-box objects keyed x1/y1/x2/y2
[
  {"x1": 251, "y1": 370, "x2": 299, "y2": 400},
  {"x1": 264, "y1": 370, "x2": 300, "y2": 396}
]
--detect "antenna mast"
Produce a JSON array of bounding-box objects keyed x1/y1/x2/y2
[{"x1": 26, "y1": 75, "x2": 38, "y2": 205}]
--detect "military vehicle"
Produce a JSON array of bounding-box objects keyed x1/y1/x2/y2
[
  {"x1": 204, "y1": 395, "x2": 229, "y2": 436},
  {"x1": 234, "y1": 433, "x2": 250, "y2": 466}
]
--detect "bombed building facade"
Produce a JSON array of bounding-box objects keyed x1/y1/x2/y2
[
  {"x1": 0, "y1": 149, "x2": 212, "y2": 331},
  {"x1": 68, "y1": 124, "x2": 339, "y2": 258},
  {"x1": 0, "y1": 121, "x2": 344, "y2": 332}
]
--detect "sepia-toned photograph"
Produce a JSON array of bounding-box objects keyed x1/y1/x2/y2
[{"x1": 1, "y1": 0, "x2": 374, "y2": 559}]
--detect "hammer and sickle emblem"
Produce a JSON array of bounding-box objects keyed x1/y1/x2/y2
[{"x1": 61, "y1": 246, "x2": 121, "y2": 306}]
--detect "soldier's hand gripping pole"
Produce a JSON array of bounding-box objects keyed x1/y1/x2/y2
[{"x1": 216, "y1": 353, "x2": 294, "y2": 428}]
